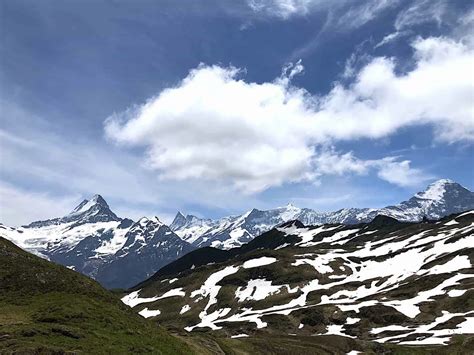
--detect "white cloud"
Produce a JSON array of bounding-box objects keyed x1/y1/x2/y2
[
  {"x1": 0, "y1": 182, "x2": 80, "y2": 226},
  {"x1": 395, "y1": 0, "x2": 447, "y2": 32},
  {"x1": 246, "y1": 0, "x2": 398, "y2": 28},
  {"x1": 312, "y1": 149, "x2": 430, "y2": 187},
  {"x1": 375, "y1": 158, "x2": 429, "y2": 187},
  {"x1": 105, "y1": 34, "x2": 472, "y2": 193},
  {"x1": 374, "y1": 31, "x2": 407, "y2": 48},
  {"x1": 334, "y1": 0, "x2": 400, "y2": 31},
  {"x1": 375, "y1": 0, "x2": 454, "y2": 49},
  {"x1": 247, "y1": 0, "x2": 321, "y2": 19}
]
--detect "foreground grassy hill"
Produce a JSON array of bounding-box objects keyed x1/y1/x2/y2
[{"x1": 0, "y1": 237, "x2": 192, "y2": 354}]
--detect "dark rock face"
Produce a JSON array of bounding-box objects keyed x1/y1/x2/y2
[{"x1": 95, "y1": 217, "x2": 195, "y2": 289}]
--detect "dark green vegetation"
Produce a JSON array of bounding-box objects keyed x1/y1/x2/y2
[{"x1": 0, "y1": 237, "x2": 191, "y2": 354}]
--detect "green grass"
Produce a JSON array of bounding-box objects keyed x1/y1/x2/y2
[{"x1": 0, "y1": 237, "x2": 192, "y2": 354}]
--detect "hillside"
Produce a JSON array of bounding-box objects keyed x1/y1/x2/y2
[
  {"x1": 122, "y1": 211, "x2": 474, "y2": 352},
  {"x1": 0, "y1": 237, "x2": 192, "y2": 354}
]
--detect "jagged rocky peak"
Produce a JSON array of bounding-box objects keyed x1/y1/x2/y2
[
  {"x1": 70, "y1": 194, "x2": 110, "y2": 214},
  {"x1": 170, "y1": 211, "x2": 187, "y2": 230},
  {"x1": 66, "y1": 194, "x2": 120, "y2": 223}
]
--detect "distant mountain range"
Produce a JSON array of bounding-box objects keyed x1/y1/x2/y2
[
  {"x1": 170, "y1": 179, "x2": 474, "y2": 249},
  {"x1": 1, "y1": 179, "x2": 473, "y2": 289}
]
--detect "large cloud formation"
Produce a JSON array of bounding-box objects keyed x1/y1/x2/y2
[{"x1": 105, "y1": 35, "x2": 473, "y2": 193}]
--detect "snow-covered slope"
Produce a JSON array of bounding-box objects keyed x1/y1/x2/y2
[
  {"x1": 171, "y1": 179, "x2": 474, "y2": 249},
  {"x1": 0, "y1": 195, "x2": 130, "y2": 259},
  {"x1": 122, "y1": 210, "x2": 474, "y2": 346}
]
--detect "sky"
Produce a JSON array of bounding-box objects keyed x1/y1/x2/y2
[{"x1": 0, "y1": 0, "x2": 473, "y2": 225}]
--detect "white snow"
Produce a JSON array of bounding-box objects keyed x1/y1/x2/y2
[
  {"x1": 370, "y1": 325, "x2": 411, "y2": 334},
  {"x1": 122, "y1": 290, "x2": 161, "y2": 308},
  {"x1": 231, "y1": 334, "x2": 249, "y2": 338},
  {"x1": 94, "y1": 226, "x2": 131, "y2": 255},
  {"x1": 69, "y1": 199, "x2": 96, "y2": 215},
  {"x1": 447, "y1": 289, "x2": 467, "y2": 297},
  {"x1": 158, "y1": 288, "x2": 186, "y2": 299},
  {"x1": 243, "y1": 257, "x2": 277, "y2": 269},
  {"x1": 427, "y1": 255, "x2": 471, "y2": 275},
  {"x1": 186, "y1": 266, "x2": 240, "y2": 331},
  {"x1": 180, "y1": 305, "x2": 191, "y2": 314},
  {"x1": 325, "y1": 324, "x2": 354, "y2": 338},
  {"x1": 299, "y1": 228, "x2": 359, "y2": 247},
  {"x1": 138, "y1": 308, "x2": 161, "y2": 318},
  {"x1": 121, "y1": 288, "x2": 185, "y2": 308},
  {"x1": 235, "y1": 279, "x2": 292, "y2": 302},
  {"x1": 415, "y1": 179, "x2": 452, "y2": 201},
  {"x1": 292, "y1": 254, "x2": 335, "y2": 274},
  {"x1": 346, "y1": 317, "x2": 360, "y2": 325}
]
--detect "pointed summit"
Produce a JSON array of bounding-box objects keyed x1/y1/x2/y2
[
  {"x1": 170, "y1": 211, "x2": 187, "y2": 231},
  {"x1": 66, "y1": 194, "x2": 119, "y2": 223},
  {"x1": 90, "y1": 194, "x2": 109, "y2": 208}
]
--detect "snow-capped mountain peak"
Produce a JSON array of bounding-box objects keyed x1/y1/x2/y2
[
  {"x1": 70, "y1": 194, "x2": 110, "y2": 215},
  {"x1": 414, "y1": 179, "x2": 457, "y2": 200}
]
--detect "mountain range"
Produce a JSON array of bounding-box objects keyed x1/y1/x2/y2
[
  {"x1": 1, "y1": 179, "x2": 473, "y2": 289},
  {"x1": 170, "y1": 179, "x2": 474, "y2": 249}
]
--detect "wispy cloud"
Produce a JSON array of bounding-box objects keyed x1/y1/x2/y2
[
  {"x1": 0, "y1": 182, "x2": 80, "y2": 226},
  {"x1": 246, "y1": 0, "x2": 328, "y2": 19},
  {"x1": 394, "y1": 0, "x2": 447, "y2": 31}
]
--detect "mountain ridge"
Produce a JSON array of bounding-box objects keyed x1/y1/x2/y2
[{"x1": 170, "y1": 179, "x2": 474, "y2": 249}]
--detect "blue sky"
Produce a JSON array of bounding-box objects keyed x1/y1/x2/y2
[{"x1": 1, "y1": 0, "x2": 473, "y2": 225}]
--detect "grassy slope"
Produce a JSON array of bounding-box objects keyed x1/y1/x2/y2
[{"x1": 0, "y1": 237, "x2": 192, "y2": 354}]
